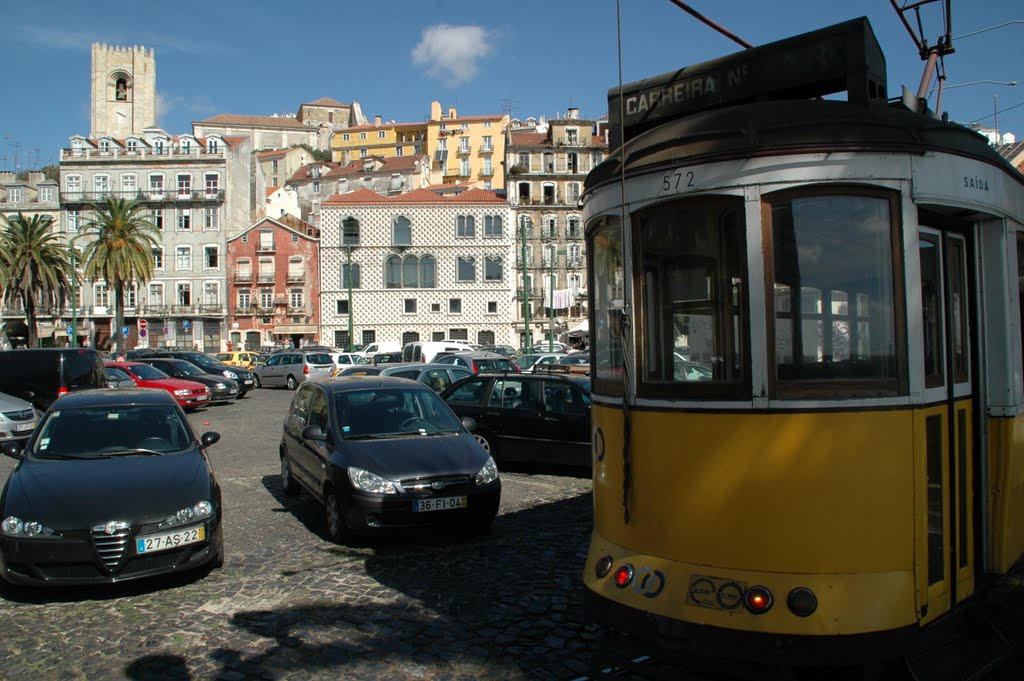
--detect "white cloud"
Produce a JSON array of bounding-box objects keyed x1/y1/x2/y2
[{"x1": 411, "y1": 24, "x2": 493, "y2": 85}]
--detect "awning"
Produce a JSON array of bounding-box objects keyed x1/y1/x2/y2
[
  {"x1": 272, "y1": 325, "x2": 317, "y2": 335},
  {"x1": 567, "y1": 319, "x2": 589, "y2": 334}
]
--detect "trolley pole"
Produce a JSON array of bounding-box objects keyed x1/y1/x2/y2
[
  {"x1": 346, "y1": 245, "x2": 354, "y2": 352},
  {"x1": 69, "y1": 242, "x2": 78, "y2": 347},
  {"x1": 520, "y1": 221, "x2": 531, "y2": 352}
]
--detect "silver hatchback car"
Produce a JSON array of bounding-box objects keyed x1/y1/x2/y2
[
  {"x1": 0, "y1": 391, "x2": 39, "y2": 443},
  {"x1": 254, "y1": 351, "x2": 335, "y2": 390}
]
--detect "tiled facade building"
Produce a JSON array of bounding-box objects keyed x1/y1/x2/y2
[
  {"x1": 505, "y1": 108, "x2": 607, "y2": 347},
  {"x1": 226, "y1": 214, "x2": 320, "y2": 352},
  {"x1": 320, "y1": 188, "x2": 515, "y2": 351}
]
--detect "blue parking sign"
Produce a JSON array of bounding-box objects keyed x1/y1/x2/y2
[
  {"x1": 66, "y1": 326, "x2": 73, "y2": 336},
  {"x1": 121, "y1": 326, "x2": 129, "y2": 337}
]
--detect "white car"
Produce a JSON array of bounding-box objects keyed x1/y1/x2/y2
[
  {"x1": 0, "y1": 391, "x2": 39, "y2": 443},
  {"x1": 331, "y1": 352, "x2": 370, "y2": 368}
]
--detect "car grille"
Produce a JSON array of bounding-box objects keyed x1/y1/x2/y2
[
  {"x1": 401, "y1": 474, "x2": 473, "y2": 495},
  {"x1": 91, "y1": 523, "x2": 131, "y2": 569},
  {"x1": 2, "y1": 409, "x2": 35, "y2": 422}
]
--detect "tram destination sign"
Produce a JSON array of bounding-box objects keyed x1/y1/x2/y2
[{"x1": 607, "y1": 17, "x2": 887, "y2": 151}]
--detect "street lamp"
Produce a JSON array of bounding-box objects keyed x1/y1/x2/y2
[
  {"x1": 346, "y1": 244, "x2": 354, "y2": 352},
  {"x1": 520, "y1": 220, "x2": 532, "y2": 352},
  {"x1": 547, "y1": 247, "x2": 566, "y2": 352}
]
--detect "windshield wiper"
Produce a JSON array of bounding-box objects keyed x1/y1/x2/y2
[{"x1": 92, "y1": 448, "x2": 165, "y2": 457}]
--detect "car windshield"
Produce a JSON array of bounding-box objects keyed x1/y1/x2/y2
[
  {"x1": 475, "y1": 359, "x2": 515, "y2": 372},
  {"x1": 106, "y1": 367, "x2": 131, "y2": 381},
  {"x1": 335, "y1": 388, "x2": 462, "y2": 439},
  {"x1": 306, "y1": 353, "x2": 332, "y2": 365},
  {"x1": 129, "y1": 364, "x2": 170, "y2": 380},
  {"x1": 32, "y1": 405, "x2": 193, "y2": 458},
  {"x1": 169, "y1": 360, "x2": 204, "y2": 376},
  {"x1": 515, "y1": 355, "x2": 539, "y2": 369}
]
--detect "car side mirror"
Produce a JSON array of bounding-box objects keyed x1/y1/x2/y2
[
  {"x1": 302, "y1": 424, "x2": 328, "y2": 441},
  {"x1": 461, "y1": 416, "x2": 478, "y2": 433},
  {"x1": 201, "y1": 431, "x2": 221, "y2": 448},
  {"x1": 1, "y1": 441, "x2": 24, "y2": 459}
]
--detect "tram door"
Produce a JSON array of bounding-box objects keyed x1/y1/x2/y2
[{"x1": 919, "y1": 227, "x2": 975, "y2": 621}]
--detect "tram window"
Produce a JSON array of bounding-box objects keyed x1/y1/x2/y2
[
  {"x1": 768, "y1": 191, "x2": 902, "y2": 397},
  {"x1": 634, "y1": 196, "x2": 747, "y2": 397},
  {"x1": 919, "y1": 234, "x2": 944, "y2": 389},
  {"x1": 1017, "y1": 233, "x2": 1024, "y2": 376},
  {"x1": 589, "y1": 214, "x2": 626, "y2": 395}
]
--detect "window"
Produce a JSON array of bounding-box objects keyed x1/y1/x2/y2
[
  {"x1": 342, "y1": 217, "x2": 360, "y2": 245},
  {"x1": 94, "y1": 283, "x2": 109, "y2": 307},
  {"x1": 393, "y1": 216, "x2": 411, "y2": 246},
  {"x1": 359, "y1": 148, "x2": 368, "y2": 158},
  {"x1": 484, "y1": 215, "x2": 502, "y2": 238},
  {"x1": 204, "y1": 282, "x2": 219, "y2": 306},
  {"x1": 289, "y1": 289, "x2": 303, "y2": 308},
  {"x1": 485, "y1": 256, "x2": 503, "y2": 281},
  {"x1": 336, "y1": 300, "x2": 350, "y2": 315},
  {"x1": 460, "y1": 158, "x2": 471, "y2": 176},
  {"x1": 154, "y1": 139, "x2": 165, "y2": 155},
  {"x1": 40, "y1": 186, "x2": 54, "y2": 202},
  {"x1": 288, "y1": 256, "x2": 304, "y2": 280},
  {"x1": 259, "y1": 230, "x2": 274, "y2": 251},
  {"x1": 149, "y1": 283, "x2": 164, "y2": 306},
  {"x1": 149, "y1": 208, "x2": 163, "y2": 231},
  {"x1": 177, "y1": 174, "x2": 191, "y2": 195},
  {"x1": 449, "y1": 299, "x2": 462, "y2": 314},
  {"x1": 404, "y1": 299, "x2": 417, "y2": 314},
  {"x1": 359, "y1": 132, "x2": 367, "y2": 140},
  {"x1": 482, "y1": 135, "x2": 493, "y2": 151},
  {"x1": 176, "y1": 246, "x2": 192, "y2": 271},
  {"x1": 238, "y1": 290, "x2": 251, "y2": 309},
  {"x1": 448, "y1": 328, "x2": 467, "y2": 340},
  {"x1": 457, "y1": 257, "x2": 476, "y2": 282},
  {"x1": 395, "y1": 146, "x2": 404, "y2": 157},
  {"x1": 258, "y1": 257, "x2": 274, "y2": 282},
  {"x1": 177, "y1": 209, "x2": 191, "y2": 231},
  {"x1": 460, "y1": 137, "x2": 470, "y2": 153},
  {"x1": 8, "y1": 187, "x2": 22, "y2": 203},
  {"x1": 590, "y1": 214, "x2": 625, "y2": 393},
  {"x1": 149, "y1": 174, "x2": 164, "y2": 195},
  {"x1": 518, "y1": 152, "x2": 530, "y2": 168},
  {"x1": 312, "y1": 180, "x2": 321, "y2": 194},
  {"x1": 115, "y1": 77, "x2": 128, "y2": 101},
  {"x1": 341, "y1": 262, "x2": 361, "y2": 289},
  {"x1": 385, "y1": 254, "x2": 434, "y2": 288},
  {"x1": 93, "y1": 175, "x2": 110, "y2": 194},
  {"x1": 768, "y1": 190, "x2": 900, "y2": 396},
  {"x1": 177, "y1": 282, "x2": 192, "y2": 306},
  {"x1": 204, "y1": 207, "x2": 218, "y2": 231},
  {"x1": 66, "y1": 175, "x2": 82, "y2": 196},
  {"x1": 568, "y1": 244, "x2": 582, "y2": 266},
  {"x1": 260, "y1": 290, "x2": 273, "y2": 309},
  {"x1": 482, "y1": 158, "x2": 493, "y2": 176},
  {"x1": 457, "y1": 215, "x2": 475, "y2": 238},
  {"x1": 180, "y1": 140, "x2": 192, "y2": 154},
  {"x1": 121, "y1": 174, "x2": 137, "y2": 196},
  {"x1": 362, "y1": 330, "x2": 376, "y2": 346},
  {"x1": 566, "y1": 129, "x2": 579, "y2": 145},
  {"x1": 204, "y1": 246, "x2": 219, "y2": 269},
  {"x1": 567, "y1": 216, "x2": 581, "y2": 239},
  {"x1": 207, "y1": 139, "x2": 219, "y2": 153},
  {"x1": 153, "y1": 247, "x2": 164, "y2": 270},
  {"x1": 66, "y1": 210, "x2": 79, "y2": 232},
  {"x1": 431, "y1": 303, "x2": 441, "y2": 313},
  {"x1": 567, "y1": 182, "x2": 581, "y2": 203},
  {"x1": 487, "y1": 301, "x2": 498, "y2": 314},
  {"x1": 205, "y1": 173, "x2": 219, "y2": 196},
  {"x1": 342, "y1": 133, "x2": 350, "y2": 142},
  {"x1": 127, "y1": 139, "x2": 138, "y2": 151},
  {"x1": 378, "y1": 130, "x2": 386, "y2": 139}
]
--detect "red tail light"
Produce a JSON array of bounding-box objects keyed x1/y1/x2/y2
[
  {"x1": 303, "y1": 365, "x2": 309, "y2": 375},
  {"x1": 57, "y1": 387, "x2": 69, "y2": 397}
]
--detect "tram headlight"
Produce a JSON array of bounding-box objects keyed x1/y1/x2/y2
[
  {"x1": 613, "y1": 563, "x2": 634, "y2": 588},
  {"x1": 786, "y1": 587, "x2": 817, "y2": 617},
  {"x1": 744, "y1": 585, "x2": 773, "y2": 614},
  {"x1": 595, "y1": 555, "x2": 613, "y2": 579}
]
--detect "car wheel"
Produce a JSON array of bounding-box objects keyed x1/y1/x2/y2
[
  {"x1": 237, "y1": 390, "x2": 248, "y2": 398},
  {"x1": 323, "y1": 486, "x2": 349, "y2": 543},
  {"x1": 209, "y1": 530, "x2": 225, "y2": 570},
  {"x1": 280, "y1": 452, "x2": 299, "y2": 496},
  {"x1": 253, "y1": 374, "x2": 262, "y2": 389},
  {"x1": 467, "y1": 507, "x2": 498, "y2": 534},
  {"x1": 473, "y1": 433, "x2": 494, "y2": 456},
  {"x1": 286, "y1": 375, "x2": 298, "y2": 390}
]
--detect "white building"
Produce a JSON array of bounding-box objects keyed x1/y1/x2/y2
[{"x1": 319, "y1": 188, "x2": 515, "y2": 350}]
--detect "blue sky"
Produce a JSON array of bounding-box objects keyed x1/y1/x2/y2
[{"x1": 1, "y1": 0, "x2": 1021, "y2": 171}]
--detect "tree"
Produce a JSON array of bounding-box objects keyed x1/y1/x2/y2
[
  {"x1": 294, "y1": 143, "x2": 333, "y2": 163},
  {"x1": 79, "y1": 197, "x2": 160, "y2": 352},
  {"x1": 0, "y1": 213, "x2": 75, "y2": 348}
]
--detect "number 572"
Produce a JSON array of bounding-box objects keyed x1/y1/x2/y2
[{"x1": 661, "y1": 170, "x2": 695, "y2": 191}]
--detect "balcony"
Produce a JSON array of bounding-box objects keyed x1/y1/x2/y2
[
  {"x1": 60, "y1": 146, "x2": 227, "y2": 162},
  {"x1": 566, "y1": 256, "x2": 583, "y2": 267},
  {"x1": 286, "y1": 306, "x2": 305, "y2": 315},
  {"x1": 457, "y1": 146, "x2": 472, "y2": 155},
  {"x1": 169, "y1": 305, "x2": 195, "y2": 316},
  {"x1": 273, "y1": 295, "x2": 288, "y2": 306},
  {"x1": 198, "y1": 304, "x2": 225, "y2": 316},
  {"x1": 286, "y1": 271, "x2": 305, "y2": 283},
  {"x1": 235, "y1": 306, "x2": 256, "y2": 317},
  {"x1": 257, "y1": 274, "x2": 276, "y2": 284},
  {"x1": 478, "y1": 145, "x2": 494, "y2": 154},
  {"x1": 234, "y1": 272, "x2": 253, "y2": 283},
  {"x1": 256, "y1": 307, "x2": 274, "y2": 316},
  {"x1": 143, "y1": 305, "x2": 169, "y2": 316},
  {"x1": 256, "y1": 243, "x2": 276, "y2": 254}
]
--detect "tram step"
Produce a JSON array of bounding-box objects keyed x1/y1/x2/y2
[{"x1": 904, "y1": 608, "x2": 1014, "y2": 681}]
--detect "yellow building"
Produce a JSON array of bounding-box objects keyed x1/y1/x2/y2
[{"x1": 330, "y1": 101, "x2": 508, "y2": 191}]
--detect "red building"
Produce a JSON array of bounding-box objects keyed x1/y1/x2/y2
[{"x1": 226, "y1": 214, "x2": 320, "y2": 351}]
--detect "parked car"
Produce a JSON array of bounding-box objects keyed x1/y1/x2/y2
[
  {"x1": 0, "y1": 392, "x2": 38, "y2": 443},
  {"x1": 330, "y1": 352, "x2": 370, "y2": 368},
  {"x1": 401, "y1": 340, "x2": 476, "y2": 364},
  {"x1": 214, "y1": 351, "x2": 262, "y2": 369},
  {"x1": 279, "y1": 377, "x2": 500, "y2": 542},
  {"x1": 333, "y1": 366, "x2": 385, "y2": 378},
  {"x1": 105, "y1": 361, "x2": 211, "y2": 411},
  {"x1": 477, "y1": 345, "x2": 517, "y2": 358},
  {"x1": 372, "y1": 351, "x2": 405, "y2": 365},
  {"x1": 254, "y1": 350, "x2": 334, "y2": 389},
  {"x1": 0, "y1": 388, "x2": 224, "y2": 587},
  {"x1": 441, "y1": 373, "x2": 592, "y2": 468},
  {"x1": 0, "y1": 348, "x2": 108, "y2": 412},
  {"x1": 137, "y1": 358, "x2": 239, "y2": 403},
  {"x1": 105, "y1": 365, "x2": 137, "y2": 389},
  {"x1": 353, "y1": 341, "x2": 402, "y2": 360},
  {"x1": 514, "y1": 353, "x2": 567, "y2": 373},
  {"x1": 377, "y1": 363, "x2": 474, "y2": 392},
  {"x1": 148, "y1": 350, "x2": 255, "y2": 397},
  {"x1": 435, "y1": 352, "x2": 520, "y2": 374},
  {"x1": 530, "y1": 341, "x2": 570, "y2": 354}
]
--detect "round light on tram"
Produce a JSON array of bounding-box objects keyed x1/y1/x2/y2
[
  {"x1": 613, "y1": 564, "x2": 634, "y2": 588},
  {"x1": 595, "y1": 555, "x2": 614, "y2": 579},
  {"x1": 786, "y1": 587, "x2": 818, "y2": 617},
  {"x1": 744, "y1": 585, "x2": 773, "y2": 614}
]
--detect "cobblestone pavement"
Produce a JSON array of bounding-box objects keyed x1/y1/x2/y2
[{"x1": 0, "y1": 387, "x2": 601, "y2": 681}]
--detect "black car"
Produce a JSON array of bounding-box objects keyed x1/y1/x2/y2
[
  {"x1": 139, "y1": 350, "x2": 254, "y2": 397},
  {"x1": 0, "y1": 388, "x2": 224, "y2": 586},
  {"x1": 372, "y1": 351, "x2": 405, "y2": 366},
  {"x1": 0, "y1": 348, "x2": 108, "y2": 412},
  {"x1": 441, "y1": 373, "x2": 592, "y2": 468},
  {"x1": 137, "y1": 358, "x2": 239, "y2": 403},
  {"x1": 279, "y1": 377, "x2": 500, "y2": 543}
]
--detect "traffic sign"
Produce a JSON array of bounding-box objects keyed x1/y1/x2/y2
[
  {"x1": 121, "y1": 326, "x2": 130, "y2": 337},
  {"x1": 138, "y1": 318, "x2": 148, "y2": 330},
  {"x1": 139, "y1": 329, "x2": 147, "y2": 338},
  {"x1": 66, "y1": 326, "x2": 73, "y2": 336}
]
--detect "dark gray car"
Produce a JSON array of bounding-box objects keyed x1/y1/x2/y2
[
  {"x1": 378, "y1": 363, "x2": 474, "y2": 392},
  {"x1": 137, "y1": 358, "x2": 240, "y2": 403}
]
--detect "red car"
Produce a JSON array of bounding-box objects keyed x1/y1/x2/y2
[{"x1": 105, "y1": 361, "x2": 211, "y2": 410}]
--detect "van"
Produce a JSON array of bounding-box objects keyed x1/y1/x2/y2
[
  {"x1": 402, "y1": 340, "x2": 476, "y2": 364},
  {"x1": 0, "y1": 348, "x2": 108, "y2": 412},
  {"x1": 355, "y1": 341, "x2": 402, "y2": 360}
]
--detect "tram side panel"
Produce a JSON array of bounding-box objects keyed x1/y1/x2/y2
[{"x1": 987, "y1": 414, "x2": 1024, "y2": 574}]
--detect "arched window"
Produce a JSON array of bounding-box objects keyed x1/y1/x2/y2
[
  {"x1": 402, "y1": 331, "x2": 420, "y2": 345},
  {"x1": 342, "y1": 217, "x2": 360, "y2": 246},
  {"x1": 341, "y1": 263, "x2": 360, "y2": 289},
  {"x1": 385, "y1": 255, "x2": 402, "y2": 288},
  {"x1": 420, "y1": 255, "x2": 436, "y2": 288},
  {"x1": 485, "y1": 256, "x2": 503, "y2": 281},
  {"x1": 402, "y1": 255, "x2": 419, "y2": 287},
  {"x1": 457, "y1": 256, "x2": 476, "y2": 282},
  {"x1": 115, "y1": 77, "x2": 128, "y2": 101},
  {"x1": 393, "y1": 216, "x2": 411, "y2": 246}
]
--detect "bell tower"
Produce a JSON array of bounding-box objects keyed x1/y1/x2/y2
[{"x1": 90, "y1": 43, "x2": 156, "y2": 139}]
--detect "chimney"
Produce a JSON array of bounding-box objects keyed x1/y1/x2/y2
[
  {"x1": 448, "y1": 106, "x2": 457, "y2": 119},
  {"x1": 568, "y1": 107, "x2": 579, "y2": 120},
  {"x1": 374, "y1": 115, "x2": 382, "y2": 127},
  {"x1": 430, "y1": 101, "x2": 442, "y2": 121}
]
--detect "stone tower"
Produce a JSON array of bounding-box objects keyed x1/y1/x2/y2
[{"x1": 90, "y1": 43, "x2": 156, "y2": 139}]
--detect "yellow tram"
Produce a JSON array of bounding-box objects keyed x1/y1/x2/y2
[{"x1": 580, "y1": 18, "x2": 1024, "y2": 664}]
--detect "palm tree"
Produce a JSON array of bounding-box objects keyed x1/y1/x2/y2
[
  {"x1": 79, "y1": 197, "x2": 160, "y2": 352},
  {"x1": 0, "y1": 213, "x2": 75, "y2": 348}
]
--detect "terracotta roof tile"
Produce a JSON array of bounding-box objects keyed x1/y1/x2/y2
[
  {"x1": 256, "y1": 148, "x2": 289, "y2": 158},
  {"x1": 324, "y1": 187, "x2": 505, "y2": 206},
  {"x1": 302, "y1": 97, "x2": 349, "y2": 108},
  {"x1": 196, "y1": 113, "x2": 312, "y2": 130},
  {"x1": 509, "y1": 131, "x2": 549, "y2": 146}
]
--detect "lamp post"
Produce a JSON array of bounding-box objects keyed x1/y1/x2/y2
[
  {"x1": 547, "y1": 248, "x2": 566, "y2": 352},
  {"x1": 346, "y1": 244, "x2": 354, "y2": 352},
  {"x1": 69, "y1": 235, "x2": 81, "y2": 348},
  {"x1": 520, "y1": 220, "x2": 532, "y2": 352}
]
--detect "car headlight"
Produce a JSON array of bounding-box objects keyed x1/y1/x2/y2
[
  {"x1": 223, "y1": 370, "x2": 239, "y2": 379},
  {"x1": 475, "y1": 456, "x2": 499, "y2": 485},
  {"x1": 157, "y1": 500, "x2": 215, "y2": 530},
  {"x1": 348, "y1": 467, "x2": 398, "y2": 494},
  {"x1": 2, "y1": 516, "x2": 61, "y2": 538},
  {"x1": 173, "y1": 389, "x2": 190, "y2": 396},
  {"x1": 214, "y1": 382, "x2": 226, "y2": 389}
]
